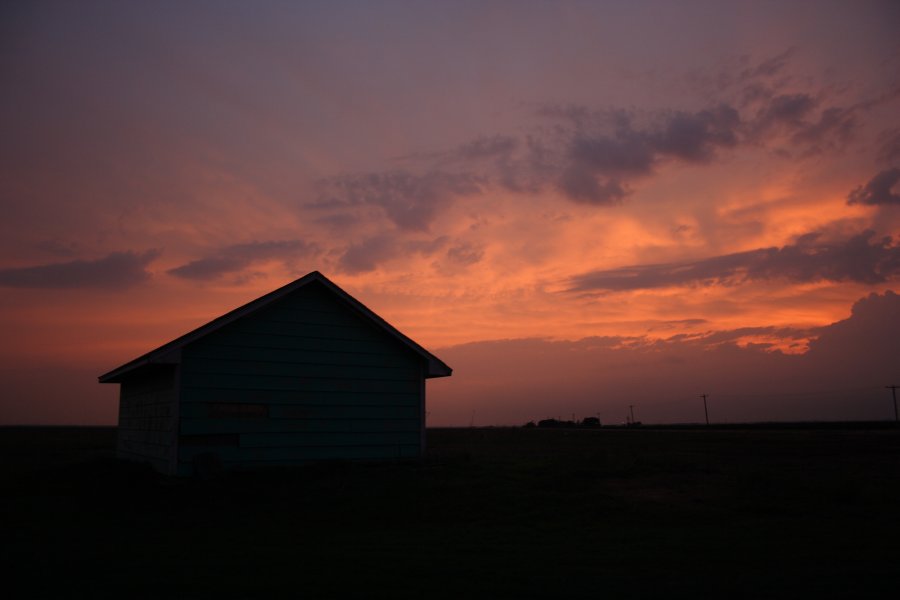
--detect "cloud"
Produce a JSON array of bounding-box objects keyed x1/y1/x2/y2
[
  {"x1": 338, "y1": 235, "x2": 452, "y2": 274},
  {"x1": 167, "y1": 240, "x2": 317, "y2": 281},
  {"x1": 223, "y1": 240, "x2": 317, "y2": 261},
  {"x1": 167, "y1": 257, "x2": 246, "y2": 281},
  {"x1": 807, "y1": 290, "x2": 900, "y2": 362},
  {"x1": 751, "y1": 93, "x2": 817, "y2": 133},
  {"x1": 318, "y1": 100, "x2": 746, "y2": 213},
  {"x1": 847, "y1": 168, "x2": 900, "y2": 206},
  {"x1": 310, "y1": 48, "x2": 861, "y2": 212},
  {"x1": 455, "y1": 135, "x2": 517, "y2": 160},
  {"x1": 652, "y1": 105, "x2": 741, "y2": 162},
  {"x1": 430, "y1": 290, "x2": 899, "y2": 426},
  {"x1": 685, "y1": 49, "x2": 797, "y2": 103},
  {"x1": 567, "y1": 130, "x2": 655, "y2": 176},
  {"x1": 725, "y1": 91, "x2": 856, "y2": 156},
  {"x1": 309, "y1": 51, "x2": 868, "y2": 214},
  {"x1": 547, "y1": 91, "x2": 857, "y2": 201},
  {"x1": 34, "y1": 238, "x2": 81, "y2": 258},
  {"x1": 0, "y1": 250, "x2": 160, "y2": 289},
  {"x1": 314, "y1": 213, "x2": 361, "y2": 230},
  {"x1": 338, "y1": 236, "x2": 397, "y2": 274},
  {"x1": 547, "y1": 104, "x2": 741, "y2": 204},
  {"x1": 315, "y1": 170, "x2": 482, "y2": 231},
  {"x1": 567, "y1": 230, "x2": 900, "y2": 292},
  {"x1": 557, "y1": 166, "x2": 629, "y2": 204},
  {"x1": 446, "y1": 242, "x2": 485, "y2": 266},
  {"x1": 878, "y1": 129, "x2": 900, "y2": 162},
  {"x1": 787, "y1": 106, "x2": 856, "y2": 153},
  {"x1": 524, "y1": 55, "x2": 859, "y2": 202},
  {"x1": 740, "y1": 47, "x2": 797, "y2": 81}
]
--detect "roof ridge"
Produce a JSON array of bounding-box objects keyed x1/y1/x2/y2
[{"x1": 98, "y1": 272, "x2": 451, "y2": 382}]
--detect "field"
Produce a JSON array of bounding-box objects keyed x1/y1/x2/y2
[{"x1": 3, "y1": 425, "x2": 900, "y2": 598}]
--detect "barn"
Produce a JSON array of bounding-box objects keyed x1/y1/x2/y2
[{"x1": 98, "y1": 271, "x2": 452, "y2": 476}]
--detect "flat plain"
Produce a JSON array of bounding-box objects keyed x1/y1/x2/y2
[{"x1": 3, "y1": 425, "x2": 900, "y2": 598}]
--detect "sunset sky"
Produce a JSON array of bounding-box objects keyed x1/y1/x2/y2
[{"x1": 2, "y1": 1, "x2": 898, "y2": 426}]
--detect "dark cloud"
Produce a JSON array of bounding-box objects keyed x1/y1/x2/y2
[
  {"x1": 567, "y1": 230, "x2": 900, "y2": 292},
  {"x1": 338, "y1": 236, "x2": 397, "y2": 274},
  {"x1": 446, "y1": 242, "x2": 484, "y2": 266},
  {"x1": 431, "y1": 290, "x2": 899, "y2": 426},
  {"x1": 455, "y1": 135, "x2": 517, "y2": 160},
  {"x1": 535, "y1": 103, "x2": 593, "y2": 126},
  {"x1": 878, "y1": 129, "x2": 900, "y2": 162},
  {"x1": 167, "y1": 240, "x2": 317, "y2": 281},
  {"x1": 567, "y1": 251, "x2": 759, "y2": 291},
  {"x1": 313, "y1": 213, "x2": 361, "y2": 230},
  {"x1": 646, "y1": 318, "x2": 709, "y2": 332},
  {"x1": 338, "y1": 235, "x2": 453, "y2": 274},
  {"x1": 316, "y1": 170, "x2": 482, "y2": 231},
  {"x1": 541, "y1": 51, "x2": 867, "y2": 200},
  {"x1": 788, "y1": 106, "x2": 856, "y2": 153},
  {"x1": 548, "y1": 105, "x2": 741, "y2": 204},
  {"x1": 568, "y1": 131, "x2": 655, "y2": 177},
  {"x1": 34, "y1": 238, "x2": 80, "y2": 258},
  {"x1": 539, "y1": 88, "x2": 859, "y2": 203},
  {"x1": 847, "y1": 168, "x2": 900, "y2": 206},
  {"x1": 223, "y1": 240, "x2": 317, "y2": 261},
  {"x1": 453, "y1": 134, "x2": 540, "y2": 195},
  {"x1": 373, "y1": 104, "x2": 649, "y2": 206},
  {"x1": 558, "y1": 167, "x2": 629, "y2": 204},
  {"x1": 739, "y1": 47, "x2": 796, "y2": 81},
  {"x1": 406, "y1": 236, "x2": 449, "y2": 256},
  {"x1": 313, "y1": 51, "x2": 864, "y2": 211},
  {"x1": 752, "y1": 93, "x2": 817, "y2": 132},
  {"x1": 0, "y1": 250, "x2": 159, "y2": 289},
  {"x1": 652, "y1": 105, "x2": 741, "y2": 162},
  {"x1": 685, "y1": 49, "x2": 796, "y2": 104},
  {"x1": 739, "y1": 91, "x2": 857, "y2": 156},
  {"x1": 806, "y1": 290, "x2": 900, "y2": 362},
  {"x1": 675, "y1": 326, "x2": 815, "y2": 349},
  {"x1": 167, "y1": 257, "x2": 246, "y2": 281}
]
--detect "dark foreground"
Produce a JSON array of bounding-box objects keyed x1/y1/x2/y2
[{"x1": 3, "y1": 425, "x2": 900, "y2": 599}]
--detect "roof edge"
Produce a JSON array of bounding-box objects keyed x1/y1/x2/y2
[{"x1": 98, "y1": 271, "x2": 452, "y2": 382}]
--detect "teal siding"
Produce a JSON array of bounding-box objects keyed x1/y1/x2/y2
[
  {"x1": 178, "y1": 281, "x2": 425, "y2": 472},
  {"x1": 179, "y1": 417, "x2": 420, "y2": 435},
  {"x1": 178, "y1": 444, "x2": 421, "y2": 464},
  {"x1": 116, "y1": 365, "x2": 177, "y2": 473}
]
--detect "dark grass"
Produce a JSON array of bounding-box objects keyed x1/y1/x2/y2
[{"x1": 3, "y1": 425, "x2": 900, "y2": 598}]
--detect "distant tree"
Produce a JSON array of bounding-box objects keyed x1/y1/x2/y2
[
  {"x1": 538, "y1": 418, "x2": 560, "y2": 428},
  {"x1": 523, "y1": 421, "x2": 536, "y2": 428},
  {"x1": 581, "y1": 417, "x2": 601, "y2": 428}
]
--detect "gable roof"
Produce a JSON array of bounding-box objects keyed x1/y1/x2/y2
[{"x1": 98, "y1": 271, "x2": 452, "y2": 383}]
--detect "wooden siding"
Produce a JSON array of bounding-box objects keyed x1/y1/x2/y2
[
  {"x1": 178, "y1": 281, "x2": 425, "y2": 473},
  {"x1": 116, "y1": 365, "x2": 177, "y2": 473}
]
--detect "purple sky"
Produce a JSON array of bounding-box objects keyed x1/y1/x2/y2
[{"x1": 1, "y1": 1, "x2": 898, "y2": 425}]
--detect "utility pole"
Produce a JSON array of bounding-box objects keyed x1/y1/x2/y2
[
  {"x1": 700, "y1": 394, "x2": 709, "y2": 426},
  {"x1": 629, "y1": 404, "x2": 636, "y2": 425},
  {"x1": 888, "y1": 386, "x2": 899, "y2": 422}
]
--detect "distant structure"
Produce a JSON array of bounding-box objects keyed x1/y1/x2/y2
[{"x1": 99, "y1": 271, "x2": 452, "y2": 476}]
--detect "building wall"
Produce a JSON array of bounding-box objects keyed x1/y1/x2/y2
[
  {"x1": 176, "y1": 281, "x2": 425, "y2": 474},
  {"x1": 117, "y1": 365, "x2": 178, "y2": 474}
]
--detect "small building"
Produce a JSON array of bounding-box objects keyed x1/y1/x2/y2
[{"x1": 99, "y1": 271, "x2": 451, "y2": 476}]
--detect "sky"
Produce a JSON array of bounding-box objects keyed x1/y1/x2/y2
[{"x1": 1, "y1": 1, "x2": 899, "y2": 426}]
